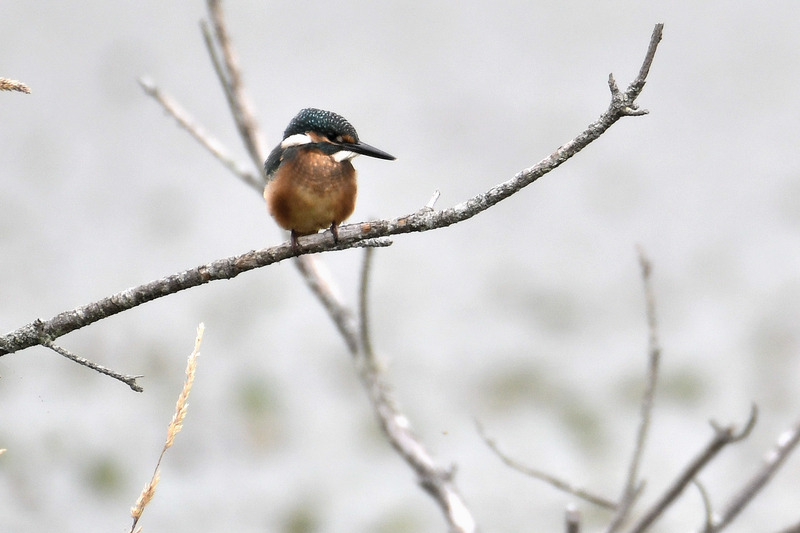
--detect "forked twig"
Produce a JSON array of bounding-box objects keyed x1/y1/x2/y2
[
  {"x1": 626, "y1": 406, "x2": 758, "y2": 533},
  {"x1": 706, "y1": 416, "x2": 800, "y2": 532}
]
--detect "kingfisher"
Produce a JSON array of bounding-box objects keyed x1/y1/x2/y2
[{"x1": 264, "y1": 108, "x2": 396, "y2": 252}]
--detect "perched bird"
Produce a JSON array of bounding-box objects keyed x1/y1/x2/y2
[{"x1": 264, "y1": 108, "x2": 396, "y2": 251}]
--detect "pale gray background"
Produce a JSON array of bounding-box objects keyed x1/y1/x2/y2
[{"x1": 1, "y1": 2, "x2": 799, "y2": 532}]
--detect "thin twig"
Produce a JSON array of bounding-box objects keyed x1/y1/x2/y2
[
  {"x1": 477, "y1": 420, "x2": 617, "y2": 510},
  {"x1": 42, "y1": 339, "x2": 143, "y2": 392},
  {"x1": 606, "y1": 248, "x2": 662, "y2": 531},
  {"x1": 295, "y1": 254, "x2": 359, "y2": 353},
  {"x1": 357, "y1": 248, "x2": 477, "y2": 533},
  {"x1": 205, "y1": 0, "x2": 266, "y2": 168},
  {"x1": 693, "y1": 479, "x2": 714, "y2": 533},
  {"x1": 358, "y1": 247, "x2": 376, "y2": 358},
  {"x1": 626, "y1": 406, "x2": 758, "y2": 533},
  {"x1": 138, "y1": 77, "x2": 263, "y2": 192},
  {"x1": 631, "y1": 24, "x2": 663, "y2": 92},
  {"x1": 707, "y1": 416, "x2": 800, "y2": 532},
  {"x1": 607, "y1": 23, "x2": 663, "y2": 118}
]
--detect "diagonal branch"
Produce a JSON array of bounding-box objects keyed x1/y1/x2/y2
[
  {"x1": 706, "y1": 415, "x2": 800, "y2": 532},
  {"x1": 43, "y1": 339, "x2": 143, "y2": 392},
  {"x1": 0, "y1": 238, "x2": 389, "y2": 356},
  {"x1": 625, "y1": 406, "x2": 758, "y2": 533},
  {"x1": 0, "y1": 25, "x2": 665, "y2": 361},
  {"x1": 138, "y1": 77, "x2": 263, "y2": 192}
]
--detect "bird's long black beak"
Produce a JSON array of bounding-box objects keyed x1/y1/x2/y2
[{"x1": 345, "y1": 141, "x2": 396, "y2": 160}]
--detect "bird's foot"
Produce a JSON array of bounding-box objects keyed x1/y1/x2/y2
[
  {"x1": 329, "y1": 222, "x2": 339, "y2": 244},
  {"x1": 290, "y1": 230, "x2": 301, "y2": 254}
]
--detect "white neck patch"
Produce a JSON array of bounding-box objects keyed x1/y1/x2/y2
[
  {"x1": 281, "y1": 133, "x2": 313, "y2": 149},
  {"x1": 333, "y1": 150, "x2": 358, "y2": 162}
]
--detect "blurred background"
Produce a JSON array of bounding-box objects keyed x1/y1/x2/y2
[{"x1": 1, "y1": 2, "x2": 799, "y2": 532}]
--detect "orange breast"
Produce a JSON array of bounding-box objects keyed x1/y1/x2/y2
[{"x1": 264, "y1": 149, "x2": 358, "y2": 235}]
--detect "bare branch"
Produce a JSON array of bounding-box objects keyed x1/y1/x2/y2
[
  {"x1": 138, "y1": 77, "x2": 263, "y2": 192},
  {"x1": 357, "y1": 248, "x2": 477, "y2": 533},
  {"x1": 0, "y1": 245, "x2": 277, "y2": 356},
  {"x1": 0, "y1": 77, "x2": 31, "y2": 94},
  {"x1": 606, "y1": 247, "x2": 662, "y2": 531},
  {"x1": 608, "y1": 23, "x2": 663, "y2": 117},
  {"x1": 42, "y1": 338, "x2": 142, "y2": 392},
  {"x1": 477, "y1": 420, "x2": 617, "y2": 510},
  {"x1": 625, "y1": 406, "x2": 758, "y2": 533},
  {"x1": 630, "y1": 24, "x2": 663, "y2": 93},
  {"x1": 295, "y1": 254, "x2": 360, "y2": 353},
  {"x1": 204, "y1": 0, "x2": 266, "y2": 168},
  {"x1": 0, "y1": 235, "x2": 397, "y2": 357},
  {"x1": 708, "y1": 415, "x2": 800, "y2": 532}
]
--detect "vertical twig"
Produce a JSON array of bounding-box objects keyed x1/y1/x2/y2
[
  {"x1": 357, "y1": 249, "x2": 477, "y2": 533},
  {"x1": 693, "y1": 480, "x2": 714, "y2": 533},
  {"x1": 605, "y1": 248, "x2": 661, "y2": 532},
  {"x1": 294, "y1": 255, "x2": 360, "y2": 353},
  {"x1": 205, "y1": 0, "x2": 266, "y2": 169}
]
